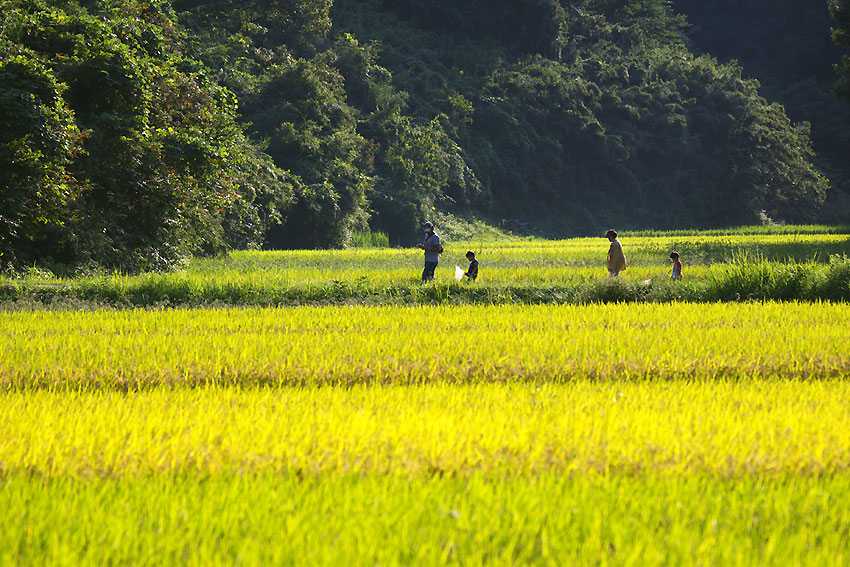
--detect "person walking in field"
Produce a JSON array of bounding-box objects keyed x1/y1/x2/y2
[
  {"x1": 670, "y1": 251, "x2": 683, "y2": 280},
  {"x1": 606, "y1": 229, "x2": 627, "y2": 277},
  {"x1": 418, "y1": 221, "x2": 442, "y2": 281}
]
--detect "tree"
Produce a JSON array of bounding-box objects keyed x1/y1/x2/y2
[
  {"x1": 0, "y1": 49, "x2": 82, "y2": 268},
  {"x1": 0, "y1": 0, "x2": 286, "y2": 271},
  {"x1": 1, "y1": 0, "x2": 836, "y2": 268},
  {"x1": 673, "y1": 0, "x2": 850, "y2": 218},
  {"x1": 832, "y1": 0, "x2": 850, "y2": 102}
]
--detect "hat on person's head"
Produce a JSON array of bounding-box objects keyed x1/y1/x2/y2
[
  {"x1": 422, "y1": 221, "x2": 434, "y2": 229},
  {"x1": 605, "y1": 229, "x2": 618, "y2": 239}
]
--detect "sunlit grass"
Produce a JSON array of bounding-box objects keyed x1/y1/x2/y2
[
  {"x1": 2, "y1": 302, "x2": 847, "y2": 388},
  {"x1": 2, "y1": 230, "x2": 848, "y2": 306},
  {"x1": 2, "y1": 474, "x2": 849, "y2": 567},
  {"x1": 2, "y1": 379, "x2": 850, "y2": 477},
  {"x1": 3, "y1": 228, "x2": 850, "y2": 565}
]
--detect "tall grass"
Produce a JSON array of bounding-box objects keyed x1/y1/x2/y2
[
  {"x1": 2, "y1": 255, "x2": 848, "y2": 307},
  {"x1": 350, "y1": 230, "x2": 390, "y2": 248},
  {"x1": 2, "y1": 474, "x2": 848, "y2": 567},
  {"x1": 2, "y1": 302, "x2": 847, "y2": 390},
  {"x1": 4, "y1": 380, "x2": 850, "y2": 476}
]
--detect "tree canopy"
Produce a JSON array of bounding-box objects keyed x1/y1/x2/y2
[
  {"x1": 674, "y1": 0, "x2": 850, "y2": 222},
  {"x1": 832, "y1": 0, "x2": 850, "y2": 102},
  {"x1": 0, "y1": 0, "x2": 839, "y2": 271},
  {"x1": 1, "y1": 0, "x2": 292, "y2": 271}
]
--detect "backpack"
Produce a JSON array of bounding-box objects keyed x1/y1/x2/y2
[{"x1": 426, "y1": 233, "x2": 443, "y2": 254}]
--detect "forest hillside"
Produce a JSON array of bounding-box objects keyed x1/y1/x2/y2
[
  {"x1": 673, "y1": 0, "x2": 850, "y2": 222},
  {"x1": 1, "y1": 0, "x2": 845, "y2": 271}
]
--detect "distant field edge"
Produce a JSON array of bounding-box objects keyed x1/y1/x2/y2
[
  {"x1": 620, "y1": 224, "x2": 850, "y2": 237},
  {"x1": 2, "y1": 256, "x2": 849, "y2": 309}
]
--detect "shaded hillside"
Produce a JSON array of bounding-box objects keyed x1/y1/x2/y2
[
  {"x1": 329, "y1": 0, "x2": 828, "y2": 235},
  {"x1": 0, "y1": 0, "x2": 835, "y2": 271},
  {"x1": 672, "y1": 0, "x2": 850, "y2": 221}
]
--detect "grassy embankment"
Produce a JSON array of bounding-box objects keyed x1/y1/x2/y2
[{"x1": 2, "y1": 226, "x2": 849, "y2": 307}]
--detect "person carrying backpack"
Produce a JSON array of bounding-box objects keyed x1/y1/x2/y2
[{"x1": 418, "y1": 221, "x2": 442, "y2": 281}]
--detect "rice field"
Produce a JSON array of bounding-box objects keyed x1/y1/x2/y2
[
  {"x1": 3, "y1": 474, "x2": 850, "y2": 566},
  {"x1": 3, "y1": 228, "x2": 849, "y2": 305},
  {"x1": 2, "y1": 228, "x2": 850, "y2": 566},
  {"x1": 4, "y1": 379, "x2": 850, "y2": 478},
  {"x1": 2, "y1": 302, "x2": 849, "y2": 388}
]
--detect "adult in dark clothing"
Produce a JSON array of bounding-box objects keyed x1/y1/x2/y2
[{"x1": 417, "y1": 221, "x2": 441, "y2": 281}]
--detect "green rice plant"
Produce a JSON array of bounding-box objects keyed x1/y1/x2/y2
[
  {"x1": 809, "y1": 254, "x2": 850, "y2": 301},
  {"x1": 1, "y1": 302, "x2": 848, "y2": 390},
  {"x1": 3, "y1": 379, "x2": 850, "y2": 477},
  {"x1": 350, "y1": 230, "x2": 390, "y2": 248},
  {"x1": 0, "y1": 474, "x2": 848, "y2": 567},
  {"x1": 704, "y1": 253, "x2": 816, "y2": 301}
]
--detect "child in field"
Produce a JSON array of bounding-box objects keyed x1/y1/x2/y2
[
  {"x1": 670, "y1": 251, "x2": 683, "y2": 280},
  {"x1": 464, "y1": 250, "x2": 479, "y2": 282}
]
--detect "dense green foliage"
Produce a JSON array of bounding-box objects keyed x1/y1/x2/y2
[
  {"x1": 330, "y1": 0, "x2": 828, "y2": 234},
  {"x1": 0, "y1": 0, "x2": 292, "y2": 271},
  {"x1": 0, "y1": 0, "x2": 837, "y2": 270},
  {"x1": 0, "y1": 51, "x2": 81, "y2": 266},
  {"x1": 833, "y1": 0, "x2": 850, "y2": 102},
  {"x1": 173, "y1": 1, "x2": 479, "y2": 248},
  {"x1": 674, "y1": 0, "x2": 850, "y2": 221}
]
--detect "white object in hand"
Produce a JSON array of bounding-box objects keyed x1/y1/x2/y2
[{"x1": 455, "y1": 266, "x2": 464, "y2": 281}]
